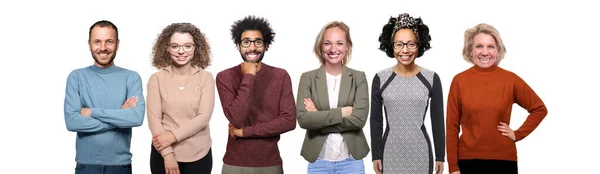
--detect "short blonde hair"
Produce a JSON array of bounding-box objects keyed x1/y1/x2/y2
[
  {"x1": 462, "y1": 23, "x2": 506, "y2": 64},
  {"x1": 313, "y1": 21, "x2": 353, "y2": 65}
]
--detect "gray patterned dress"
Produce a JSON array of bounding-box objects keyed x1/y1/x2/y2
[{"x1": 370, "y1": 67, "x2": 445, "y2": 174}]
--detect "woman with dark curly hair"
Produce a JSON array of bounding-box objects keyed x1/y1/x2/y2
[
  {"x1": 147, "y1": 23, "x2": 214, "y2": 174},
  {"x1": 370, "y1": 13, "x2": 445, "y2": 174}
]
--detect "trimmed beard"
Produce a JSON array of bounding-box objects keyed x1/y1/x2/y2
[
  {"x1": 92, "y1": 52, "x2": 117, "y2": 67},
  {"x1": 240, "y1": 50, "x2": 265, "y2": 63}
]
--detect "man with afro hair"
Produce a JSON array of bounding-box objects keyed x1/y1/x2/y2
[{"x1": 216, "y1": 15, "x2": 296, "y2": 174}]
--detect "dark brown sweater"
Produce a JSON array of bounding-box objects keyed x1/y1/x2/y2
[{"x1": 216, "y1": 63, "x2": 297, "y2": 167}]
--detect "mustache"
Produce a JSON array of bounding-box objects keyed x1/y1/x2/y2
[
  {"x1": 244, "y1": 50, "x2": 261, "y2": 55},
  {"x1": 97, "y1": 50, "x2": 111, "y2": 54}
]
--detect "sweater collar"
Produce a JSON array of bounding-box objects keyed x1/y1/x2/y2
[
  {"x1": 89, "y1": 64, "x2": 119, "y2": 74},
  {"x1": 470, "y1": 64, "x2": 500, "y2": 74}
]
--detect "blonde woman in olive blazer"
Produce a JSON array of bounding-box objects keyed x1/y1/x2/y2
[{"x1": 297, "y1": 21, "x2": 370, "y2": 173}]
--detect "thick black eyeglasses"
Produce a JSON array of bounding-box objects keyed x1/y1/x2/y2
[
  {"x1": 240, "y1": 39, "x2": 264, "y2": 48},
  {"x1": 393, "y1": 42, "x2": 418, "y2": 50}
]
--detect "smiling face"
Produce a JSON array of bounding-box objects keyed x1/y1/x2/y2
[
  {"x1": 471, "y1": 33, "x2": 498, "y2": 68},
  {"x1": 168, "y1": 32, "x2": 195, "y2": 67},
  {"x1": 321, "y1": 27, "x2": 348, "y2": 66},
  {"x1": 88, "y1": 26, "x2": 119, "y2": 68},
  {"x1": 392, "y1": 29, "x2": 418, "y2": 66},
  {"x1": 238, "y1": 30, "x2": 266, "y2": 63}
]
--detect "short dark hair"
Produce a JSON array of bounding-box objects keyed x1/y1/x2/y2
[
  {"x1": 89, "y1": 20, "x2": 119, "y2": 41},
  {"x1": 378, "y1": 13, "x2": 431, "y2": 58},
  {"x1": 230, "y1": 15, "x2": 275, "y2": 49}
]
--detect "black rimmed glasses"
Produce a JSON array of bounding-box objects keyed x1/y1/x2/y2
[
  {"x1": 393, "y1": 42, "x2": 418, "y2": 50},
  {"x1": 240, "y1": 39, "x2": 264, "y2": 48}
]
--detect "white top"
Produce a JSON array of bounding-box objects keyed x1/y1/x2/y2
[{"x1": 318, "y1": 72, "x2": 350, "y2": 161}]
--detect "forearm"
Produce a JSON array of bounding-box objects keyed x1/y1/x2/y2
[
  {"x1": 65, "y1": 113, "x2": 116, "y2": 132},
  {"x1": 147, "y1": 115, "x2": 174, "y2": 156},
  {"x1": 514, "y1": 104, "x2": 548, "y2": 141},
  {"x1": 297, "y1": 109, "x2": 343, "y2": 130},
  {"x1": 320, "y1": 107, "x2": 368, "y2": 134},
  {"x1": 91, "y1": 106, "x2": 145, "y2": 128},
  {"x1": 243, "y1": 115, "x2": 296, "y2": 138},
  {"x1": 218, "y1": 74, "x2": 255, "y2": 128}
]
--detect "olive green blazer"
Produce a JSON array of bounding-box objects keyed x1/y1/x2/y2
[{"x1": 296, "y1": 65, "x2": 370, "y2": 163}]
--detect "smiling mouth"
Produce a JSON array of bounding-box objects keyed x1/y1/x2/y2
[
  {"x1": 176, "y1": 56, "x2": 187, "y2": 61},
  {"x1": 98, "y1": 53, "x2": 110, "y2": 57},
  {"x1": 399, "y1": 55, "x2": 412, "y2": 60},
  {"x1": 480, "y1": 57, "x2": 491, "y2": 63},
  {"x1": 327, "y1": 53, "x2": 340, "y2": 59},
  {"x1": 246, "y1": 52, "x2": 260, "y2": 59}
]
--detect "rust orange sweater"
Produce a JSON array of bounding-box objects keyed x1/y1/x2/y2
[{"x1": 446, "y1": 64, "x2": 548, "y2": 172}]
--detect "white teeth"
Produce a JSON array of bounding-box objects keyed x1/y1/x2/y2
[
  {"x1": 247, "y1": 53, "x2": 258, "y2": 59},
  {"x1": 399, "y1": 55, "x2": 411, "y2": 60},
  {"x1": 328, "y1": 54, "x2": 340, "y2": 58},
  {"x1": 480, "y1": 58, "x2": 490, "y2": 62}
]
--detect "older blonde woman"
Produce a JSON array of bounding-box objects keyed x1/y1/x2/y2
[{"x1": 446, "y1": 23, "x2": 548, "y2": 174}]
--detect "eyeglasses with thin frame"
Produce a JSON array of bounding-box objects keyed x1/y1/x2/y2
[
  {"x1": 393, "y1": 41, "x2": 418, "y2": 50},
  {"x1": 240, "y1": 39, "x2": 264, "y2": 48},
  {"x1": 169, "y1": 43, "x2": 195, "y2": 52}
]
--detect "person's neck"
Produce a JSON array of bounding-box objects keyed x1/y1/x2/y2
[
  {"x1": 256, "y1": 62, "x2": 263, "y2": 72},
  {"x1": 393, "y1": 62, "x2": 419, "y2": 77},
  {"x1": 172, "y1": 63, "x2": 192, "y2": 76},
  {"x1": 325, "y1": 62, "x2": 343, "y2": 76}
]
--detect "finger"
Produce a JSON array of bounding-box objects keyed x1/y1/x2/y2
[
  {"x1": 307, "y1": 99, "x2": 314, "y2": 106},
  {"x1": 122, "y1": 100, "x2": 131, "y2": 108},
  {"x1": 499, "y1": 122, "x2": 508, "y2": 126},
  {"x1": 124, "y1": 100, "x2": 134, "y2": 108},
  {"x1": 175, "y1": 168, "x2": 180, "y2": 174}
]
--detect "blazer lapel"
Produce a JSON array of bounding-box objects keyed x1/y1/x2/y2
[
  {"x1": 316, "y1": 66, "x2": 330, "y2": 110},
  {"x1": 338, "y1": 66, "x2": 352, "y2": 107}
]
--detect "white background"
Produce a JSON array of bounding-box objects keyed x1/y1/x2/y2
[{"x1": 1, "y1": 0, "x2": 598, "y2": 173}]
